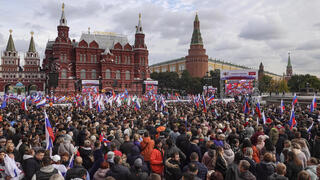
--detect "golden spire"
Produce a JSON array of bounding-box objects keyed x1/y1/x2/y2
[
  {"x1": 30, "y1": 31, "x2": 34, "y2": 36},
  {"x1": 62, "y1": 2, "x2": 65, "y2": 11},
  {"x1": 9, "y1": 29, "x2": 12, "y2": 34},
  {"x1": 139, "y1": 13, "x2": 141, "y2": 20}
]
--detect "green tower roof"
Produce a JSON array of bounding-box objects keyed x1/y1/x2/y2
[
  {"x1": 28, "y1": 32, "x2": 36, "y2": 52},
  {"x1": 6, "y1": 30, "x2": 16, "y2": 52},
  {"x1": 287, "y1": 52, "x2": 292, "y2": 67},
  {"x1": 191, "y1": 13, "x2": 203, "y2": 45}
]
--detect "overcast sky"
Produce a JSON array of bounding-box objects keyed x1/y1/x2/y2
[{"x1": 0, "y1": 0, "x2": 319, "y2": 77}]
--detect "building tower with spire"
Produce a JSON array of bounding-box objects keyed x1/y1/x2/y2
[
  {"x1": 24, "y1": 32, "x2": 40, "y2": 72},
  {"x1": 42, "y1": 3, "x2": 150, "y2": 94},
  {"x1": 185, "y1": 13, "x2": 208, "y2": 78},
  {"x1": 1, "y1": 30, "x2": 20, "y2": 72},
  {"x1": 258, "y1": 62, "x2": 264, "y2": 80},
  {"x1": 286, "y1": 52, "x2": 293, "y2": 77},
  {"x1": 134, "y1": 13, "x2": 149, "y2": 80},
  {"x1": 0, "y1": 30, "x2": 46, "y2": 94}
]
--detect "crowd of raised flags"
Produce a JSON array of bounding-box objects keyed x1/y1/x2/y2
[{"x1": 241, "y1": 94, "x2": 318, "y2": 130}]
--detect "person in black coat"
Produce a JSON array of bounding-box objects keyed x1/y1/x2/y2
[
  {"x1": 120, "y1": 134, "x2": 134, "y2": 156},
  {"x1": 215, "y1": 146, "x2": 228, "y2": 178},
  {"x1": 22, "y1": 149, "x2": 43, "y2": 180},
  {"x1": 89, "y1": 141, "x2": 104, "y2": 179},
  {"x1": 78, "y1": 140, "x2": 93, "y2": 170},
  {"x1": 276, "y1": 128, "x2": 288, "y2": 160},
  {"x1": 66, "y1": 156, "x2": 88, "y2": 180},
  {"x1": 129, "y1": 158, "x2": 149, "y2": 180},
  {"x1": 187, "y1": 136, "x2": 202, "y2": 163},
  {"x1": 106, "y1": 156, "x2": 131, "y2": 180},
  {"x1": 256, "y1": 153, "x2": 276, "y2": 180},
  {"x1": 165, "y1": 152, "x2": 182, "y2": 180},
  {"x1": 285, "y1": 151, "x2": 303, "y2": 180}
]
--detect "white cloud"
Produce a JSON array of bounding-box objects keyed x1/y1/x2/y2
[{"x1": 0, "y1": 0, "x2": 319, "y2": 77}]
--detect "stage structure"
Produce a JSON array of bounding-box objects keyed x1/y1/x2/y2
[{"x1": 220, "y1": 70, "x2": 258, "y2": 97}]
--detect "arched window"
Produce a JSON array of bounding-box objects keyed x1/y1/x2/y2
[
  {"x1": 61, "y1": 69, "x2": 67, "y2": 79},
  {"x1": 80, "y1": 69, "x2": 86, "y2": 79},
  {"x1": 83, "y1": 54, "x2": 86, "y2": 63},
  {"x1": 141, "y1": 71, "x2": 146, "y2": 79},
  {"x1": 91, "y1": 69, "x2": 96, "y2": 79},
  {"x1": 116, "y1": 70, "x2": 120, "y2": 79},
  {"x1": 105, "y1": 69, "x2": 111, "y2": 79},
  {"x1": 125, "y1": 71, "x2": 130, "y2": 80},
  {"x1": 128, "y1": 56, "x2": 130, "y2": 65}
]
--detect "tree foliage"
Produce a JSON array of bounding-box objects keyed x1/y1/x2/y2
[
  {"x1": 259, "y1": 75, "x2": 272, "y2": 92},
  {"x1": 150, "y1": 71, "x2": 204, "y2": 94},
  {"x1": 288, "y1": 74, "x2": 320, "y2": 92}
]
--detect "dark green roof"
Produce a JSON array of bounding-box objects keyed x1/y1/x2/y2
[
  {"x1": 28, "y1": 35, "x2": 36, "y2": 52},
  {"x1": 191, "y1": 13, "x2": 203, "y2": 45},
  {"x1": 6, "y1": 33, "x2": 16, "y2": 52},
  {"x1": 287, "y1": 53, "x2": 292, "y2": 67}
]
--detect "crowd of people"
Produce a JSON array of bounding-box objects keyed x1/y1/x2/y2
[{"x1": 0, "y1": 94, "x2": 319, "y2": 180}]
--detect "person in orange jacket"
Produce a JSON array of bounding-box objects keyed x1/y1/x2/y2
[
  {"x1": 140, "y1": 132, "x2": 155, "y2": 166},
  {"x1": 150, "y1": 139, "x2": 164, "y2": 175}
]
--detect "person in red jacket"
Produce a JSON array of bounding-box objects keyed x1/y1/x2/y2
[{"x1": 150, "y1": 139, "x2": 164, "y2": 176}]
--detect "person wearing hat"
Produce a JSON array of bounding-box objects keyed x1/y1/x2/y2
[
  {"x1": 129, "y1": 158, "x2": 148, "y2": 180},
  {"x1": 78, "y1": 140, "x2": 93, "y2": 170},
  {"x1": 51, "y1": 155, "x2": 67, "y2": 176},
  {"x1": 106, "y1": 151, "x2": 115, "y2": 167}
]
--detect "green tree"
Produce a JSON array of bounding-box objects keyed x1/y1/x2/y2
[
  {"x1": 258, "y1": 75, "x2": 272, "y2": 92},
  {"x1": 288, "y1": 74, "x2": 320, "y2": 92},
  {"x1": 278, "y1": 79, "x2": 289, "y2": 92}
]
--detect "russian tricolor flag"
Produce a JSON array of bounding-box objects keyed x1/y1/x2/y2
[
  {"x1": 310, "y1": 96, "x2": 317, "y2": 113},
  {"x1": 201, "y1": 95, "x2": 207, "y2": 113},
  {"x1": 44, "y1": 111, "x2": 55, "y2": 151},
  {"x1": 255, "y1": 101, "x2": 262, "y2": 119},
  {"x1": 96, "y1": 101, "x2": 102, "y2": 112},
  {"x1": 280, "y1": 99, "x2": 285, "y2": 114},
  {"x1": 135, "y1": 99, "x2": 141, "y2": 111},
  {"x1": 262, "y1": 111, "x2": 266, "y2": 124},
  {"x1": 207, "y1": 95, "x2": 215, "y2": 103},
  {"x1": 36, "y1": 99, "x2": 46, "y2": 108},
  {"x1": 292, "y1": 94, "x2": 298, "y2": 106},
  {"x1": 289, "y1": 107, "x2": 296, "y2": 130},
  {"x1": 243, "y1": 98, "x2": 250, "y2": 114},
  {"x1": 21, "y1": 97, "x2": 27, "y2": 111}
]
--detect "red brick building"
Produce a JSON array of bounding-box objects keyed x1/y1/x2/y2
[
  {"x1": 43, "y1": 4, "x2": 150, "y2": 95},
  {"x1": 0, "y1": 30, "x2": 46, "y2": 94}
]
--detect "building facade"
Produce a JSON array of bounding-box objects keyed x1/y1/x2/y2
[
  {"x1": 43, "y1": 4, "x2": 150, "y2": 95},
  {"x1": 150, "y1": 13, "x2": 283, "y2": 81},
  {"x1": 0, "y1": 30, "x2": 46, "y2": 94}
]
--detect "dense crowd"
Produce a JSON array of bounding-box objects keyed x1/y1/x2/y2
[{"x1": 0, "y1": 95, "x2": 319, "y2": 180}]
